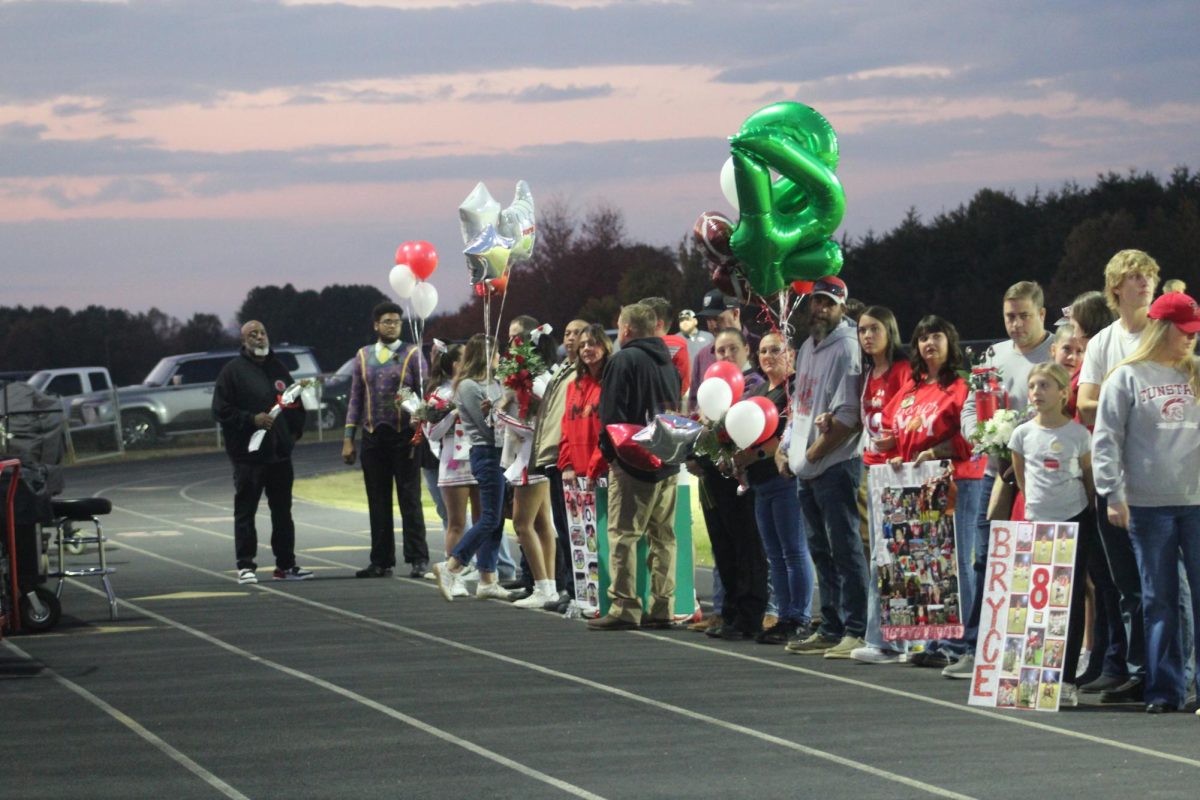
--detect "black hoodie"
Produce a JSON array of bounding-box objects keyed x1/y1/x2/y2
[
  {"x1": 598, "y1": 336, "x2": 681, "y2": 482},
  {"x1": 212, "y1": 349, "x2": 306, "y2": 463}
]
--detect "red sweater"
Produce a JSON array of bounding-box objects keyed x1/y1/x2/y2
[
  {"x1": 882, "y1": 375, "x2": 985, "y2": 481},
  {"x1": 861, "y1": 361, "x2": 910, "y2": 466},
  {"x1": 663, "y1": 334, "x2": 691, "y2": 398},
  {"x1": 557, "y1": 371, "x2": 608, "y2": 479}
]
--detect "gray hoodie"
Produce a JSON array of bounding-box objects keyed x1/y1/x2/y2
[
  {"x1": 782, "y1": 318, "x2": 863, "y2": 479},
  {"x1": 1092, "y1": 360, "x2": 1200, "y2": 507}
]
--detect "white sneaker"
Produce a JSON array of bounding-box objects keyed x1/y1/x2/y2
[
  {"x1": 237, "y1": 568, "x2": 258, "y2": 585},
  {"x1": 432, "y1": 562, "x2": 459, "y2": 602},
  {"x1": 451, "y1": 580, "x2": 470, "y2": 598},
  {"x1": 1060, "y1": 683, "x2": 1079, "y2": 708},
  {"x1": 514, "y1": 587, "x2": 557, "y2": 609},
  {"x1": 850, "y1": 645, "x2": 901, "y2": 664},
  {"x1": 823, "y1": 635, "x2": 866, "y2": 659},
  {"x1": 475, "y1": 580, "x2": 511, "y2": 600},
  {"x1": 459, "y1": 565, "x2": 480, "y2": 583},
  {"x1": 942, "y1": 653, "x2": 975, "y2": 679}
]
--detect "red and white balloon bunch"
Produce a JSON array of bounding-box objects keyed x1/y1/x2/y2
[
  {"x1": 389, "y1": 240, "x2": 440, "y2": 320},
  {"x1": 696, "y1": 361, "x2": 779, "y2": 450}
]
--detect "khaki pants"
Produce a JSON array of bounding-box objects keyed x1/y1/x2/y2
[{"x1": 606, "y1": 462, "x2": 678, "y2": 623}]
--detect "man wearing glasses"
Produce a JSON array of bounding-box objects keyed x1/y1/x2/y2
[{"x1": 343, "y1": 302, "x2": 430, "y2": 579}]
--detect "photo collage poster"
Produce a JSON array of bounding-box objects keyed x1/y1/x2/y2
[
  {"x1": 969, "y1": 520, "x2": 1079, "y2": 712},
  {"x1": 563, "y1": 484, "x2": 601, "y2": 618},
  {"x1": 867, "y1": 463, "x2": 962, "y2": 642}
]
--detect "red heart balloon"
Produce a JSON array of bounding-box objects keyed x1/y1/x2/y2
[
  {"x1": 396, "y1": 240, "x2": 439, "y2": 281},
  {"x1": 703, "y1": 360, "x2": 744, "y2": 403},
  {"x1": 746, "y1": 395, "x2": 780, "y2": 445},
  {"x1": 790, "y1": 280, "x2": 814, "y2": 295}
]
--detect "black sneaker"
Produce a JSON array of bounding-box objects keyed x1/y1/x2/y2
[
  {"x1": 356, "y1": 564, "x2": 393, "y2": 578},
  {"x1": 1100, "y1": 678, "x2": 1145, "y2": 704},
  {"x1": 409, "y1": 561, "x2": 430, "y2": 579},
  {"x1": 756, "y1": 620, "x2": 797, "y2": 644},
  {"x1": 273, "y1": 566, "x2": 314, "y2": 581}
]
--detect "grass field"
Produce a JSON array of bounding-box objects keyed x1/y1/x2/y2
[{"x1": 292, "y1": 469, "x2": 714, "y2": 567}]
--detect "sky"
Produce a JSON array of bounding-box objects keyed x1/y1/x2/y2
[{"x1": 1, "y1": 0, "x2": 1196, "y2": 324}]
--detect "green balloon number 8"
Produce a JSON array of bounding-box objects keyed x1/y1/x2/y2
[{"x1": 728, "y1": 102, "x2": 846, "y2": 296}]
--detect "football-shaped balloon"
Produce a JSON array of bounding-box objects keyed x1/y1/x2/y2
[{"x1": 693, "y1": 210, "x2": 736, "y2": 266}]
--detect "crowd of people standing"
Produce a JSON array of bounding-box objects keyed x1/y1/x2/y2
[{"x1": 214, "y1": 248, "x2": 1198, "y2": 717}]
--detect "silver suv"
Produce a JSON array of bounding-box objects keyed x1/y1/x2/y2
[{"x1": 78, "y1": 347, "x2": 321, "y2": 448}]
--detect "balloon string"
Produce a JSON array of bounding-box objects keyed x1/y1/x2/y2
[{"x1": 483, "y1": 293, "x2": 493, "y2": 385}]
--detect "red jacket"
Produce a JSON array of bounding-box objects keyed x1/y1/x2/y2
[
  {"x1": 882, "y1": 375, "x2": 985, "y2": 480},
  {"x1": 663, "y1": 334, "x2": 691, "y2": 398},
  {"x1": 557, "y1": 371, "x2": 607, "y2": 479}
]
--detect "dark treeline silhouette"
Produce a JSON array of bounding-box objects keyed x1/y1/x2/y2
[{"x1": 3, "y1": 169, "x2": 1195, "y2": 384}]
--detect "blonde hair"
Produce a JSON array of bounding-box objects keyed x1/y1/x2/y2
[
  {"x1": 1028, "y1": 362, "x2": 1072, "y2": 413},
  {"x1": 1111, "y1": 318, "x2": 1200, "y2": 401},
  {"x1": 1103, "y1": 249, "x2": 1160, "y2": 312},
  {"x1": 1004, "y1": 280, "x2": 1044, "y2": 309},
  {"x1": 1162, "y1": 279, "x2": 1187, "y2": 294}
]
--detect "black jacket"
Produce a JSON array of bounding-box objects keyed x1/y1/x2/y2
[
  {"x1": 598, "y1": 336, "x2": 681, "y2": 482},
  {"x1": 212, "y1": 349, "x2": 305, "y2": 463}
]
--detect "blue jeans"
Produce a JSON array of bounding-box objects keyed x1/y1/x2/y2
[
  {"x1": 754, "y1": 474, "x2": 814, "y2": 626},
  {"x1": 797, "y1": 458, "x2": 867, "y2": 639},
  {"x1": 1127, "y1": 504, "x2": 1200, "y2": 708},
  {"x1": 1095, "y1": 494, "x2": 1146, "y2": 679},
  {"x1": 947, "y1": 476, "x2": 984, "y2": 652},
  {"x1": 451, "y1": 446, "x2": 505, "y2": 573},
  {"x1": 422, "y1": 466, "x2": 446, "y2": 527}
]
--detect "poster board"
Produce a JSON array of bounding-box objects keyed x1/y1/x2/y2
[
  {"x1": 969, "y1": 520, "x2": 1079, "y2": 712},
  {"x1": 563, "y1": 483, "x2": 602, "y2": 617},
  {"x1": 867, "y1": 462, "x2": 962, "y2": 642}
]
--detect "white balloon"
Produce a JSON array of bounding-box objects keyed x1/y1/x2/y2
[
  {"x1": 389, "y1": 264, "x2": 417, "y2": 299},
  {"x1": 719, "y1": 156, "x2": 739, "y2": 212},
  {"x1": 458, "y1": 182, "x2": 501, "y2": 245},
  {"x1": 724, "y1": 399, "x2": 766, "y2": 449},
  {"x1": 411, "y1": 281, "x2": 439, "y2": 319},
  {"x1": 696, "y1": 377, "x2": 733, "y2": 422}
]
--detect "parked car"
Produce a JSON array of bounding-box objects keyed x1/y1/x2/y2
[
  {"x1": 317, "y1": 357, "x2": 355, "y2": 432},
  {"x1": 76, "y1": 347, "x2": 321, "y2": 449},
  {"x1": 26, "y1": 367, "x2": 114, "y2": 401}
]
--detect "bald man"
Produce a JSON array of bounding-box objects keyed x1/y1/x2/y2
[{"x1": 213, "y1": 320, "x2": 313, "y2": 584}]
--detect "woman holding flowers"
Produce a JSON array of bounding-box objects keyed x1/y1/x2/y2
[{"x1": 497, "y1": 323, "x2": 562, "y2": 609}]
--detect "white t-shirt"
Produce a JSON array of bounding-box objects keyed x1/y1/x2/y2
[
  {"x1": 1079, "y1": 319, "x2": 1142, "y2": 386},
  {"x1": 1008, "y1": 418, "x2": 1091, "y2": 521}
]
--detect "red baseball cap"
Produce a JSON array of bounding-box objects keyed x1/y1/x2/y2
[
  {"x1": 811, "y1": 275, "x2": 848, "y2": 304},
  {"x1": 1148, "y1": 291, "x2": 1200, "y2": 334}
]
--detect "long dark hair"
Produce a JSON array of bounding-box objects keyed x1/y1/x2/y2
[
  {"x1": 575, "y1": 324, "x2": 612, "y2": 382},
  {"x1": 426, "y1": 343, "x2": 462, "y2": 394},
  {"x1": 909, "y1": 315, "x2": 964, "y2": 387},
  {"x1": 859, "y1": 305, "x2": 903, "y2": 369},
  {"x1": 453, "y1": 334, "x2": 495, "y2": 393}
]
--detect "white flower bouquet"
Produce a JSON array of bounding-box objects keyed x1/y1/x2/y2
[{"x1": 969, "y1": 408, "x2": 1024, "y2": 459}]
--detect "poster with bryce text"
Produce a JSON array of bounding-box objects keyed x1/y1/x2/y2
[
  {"x1": 867, "y1": 463, "x2": 962, "y2": 642},
  {"x1": 969, "y1": 520, "x2": 1079, "y2": 712}
]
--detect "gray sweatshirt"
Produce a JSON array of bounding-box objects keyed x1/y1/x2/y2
[
  {"x1": 454, "y1": 378, "x2": 500, "y2": 448},
  {"x1": 1092, "y1": 361, "x2": 1200, "y2": 507},
  {"x1": 781, "y1": 318, "x2": 863, "y2": 479}
]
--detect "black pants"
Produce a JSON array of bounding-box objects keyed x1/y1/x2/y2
[
  {"x1": 1096, "y1": 494, "x2": 1145, "y2": 680},
  {"x1": 233, "y1": 459, "x2": 296, "y2": 570},
  {"x1": 700, "y1": 466, "x2": 768, "y2": 633},
  {"x1": 545, "y1": 466, "x2": 573, "y2": 596},
  {"x1": 360, "y1": 426, "x2": 428, "y2": 568}
]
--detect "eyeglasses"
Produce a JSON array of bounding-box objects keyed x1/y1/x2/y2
[{"x1": 377, "y1": 318, "x2": 403, "y2": 326}]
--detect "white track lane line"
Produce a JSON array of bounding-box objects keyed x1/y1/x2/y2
[
  {"x1": 101, "y1": 478, "x2": 1200, "y2": 773},
  {"x1": 54, "y1": 583, "x2": 606, "y2": 800},
  {"x1": 3, "y1": 640, "x2": 251, "y2": 800},
  {"x1": 93, "y1": 538, "x2": 976, "y2": 800}
]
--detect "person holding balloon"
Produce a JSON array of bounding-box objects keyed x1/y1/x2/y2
[
  {"x1": 342, "y1": 301, "x2": 430, "y2": 579},
  {"x1": 689, "y1": 328, "x2": 769, "y2": 640},
  {"x1": 433, "y1": 334, "x2": 512, "y2": 601},
  {"x1": 730, "y1": 331, "x2": 813, "y2": 644}
]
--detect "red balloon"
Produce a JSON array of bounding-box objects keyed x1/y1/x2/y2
[
  {"x1": 703, "y1": 361, "x2": 744, "y2": 403},
  {"x1": 396, "y1": 240, "x2": 439, "y2": 281},
  {"x1": 693, "y1": 210, "x2": 736, "y2": 266},
  {"x1": 605, "y1": 423, "x2": 662, "y2": 471},
  {"x1": 747, "y1": 395, "x2": 780, "y2": 445},
  {"x1": 489, "y1": 274, "x2": 508, "y2": 295},
  {"x1": 791, "y1": 280, "x2": 814, "y2": 295}
]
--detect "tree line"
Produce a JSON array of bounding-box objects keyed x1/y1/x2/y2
[{"x1": 2, "y1": 168, "x2": 1195, "y2": 386}]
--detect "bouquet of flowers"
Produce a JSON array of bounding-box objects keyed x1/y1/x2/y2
[
  {"x1": 969, "y1": 407, "x2": 1025, "y2": 459},
  {"x1": 496, "y1": 333, "x2": 548, "y2": 419},
  {"x1": 395, "y1": 387, "x2": 454, "y2": 425},
  {"x1": 248, "y1": 378, "x2": 321, "y2": 452}
]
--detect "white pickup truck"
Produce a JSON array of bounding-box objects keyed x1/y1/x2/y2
[{"x1": 27, "y1": 367, "x2": 115, "y2": 400}]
